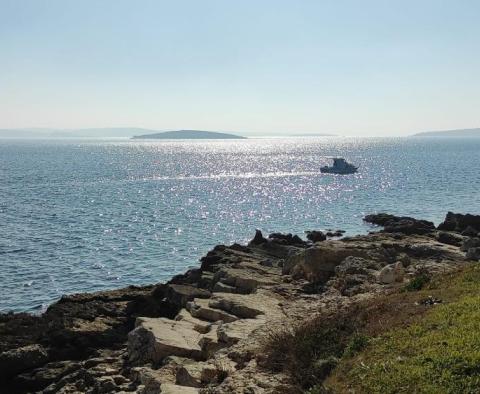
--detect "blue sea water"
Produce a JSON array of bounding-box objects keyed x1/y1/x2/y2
[{"x1": 1, "y1": 137, "x2": 479, "y2": 312}]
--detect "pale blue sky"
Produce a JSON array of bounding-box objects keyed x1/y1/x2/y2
[{"x1": 1, "y1": 0, "x2": 479, "y2": 135}]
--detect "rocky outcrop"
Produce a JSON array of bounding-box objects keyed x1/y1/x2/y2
[
  {"x1": 0, "y1": 344, "x2": 48, "y2": 378},
  {"x1": 438, "y1": 212, "x2": 480, "y2": 234},
  {"x1": 364, "y1": 213, "x2": 435, "y2": 235},
  {"x1": 306, "y1": 230, "x2": 327, "y2": 242},
  {"x1": 0, "y1": 212, "x2": 474, "y2": 393},
  {"x1": 436, "y1": 231, "x2": 464, "y2": 246}
]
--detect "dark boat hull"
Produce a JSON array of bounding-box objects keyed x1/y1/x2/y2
[{"x1": 320, "y1": 166, "x2": 358, "y2": 174}]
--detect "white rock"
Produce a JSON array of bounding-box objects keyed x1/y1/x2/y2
[
  {"x1": 128, "y1": 317, "x2": 203, "y2": 364},
  {"x1": 377, "y1": 262, "x2": 405, "y2": 284},
  {"x1": 160, "y1": 383, "x2": 200, "y2": 393}
]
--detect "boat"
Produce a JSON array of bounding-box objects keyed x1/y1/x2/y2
[{"x1": 320, "y1": 158, "x2": 358, "y2": 174}]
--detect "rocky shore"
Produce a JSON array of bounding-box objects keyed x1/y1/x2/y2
[{"x1": 1, "y1": 212, "x2": 479, "y2": 394}]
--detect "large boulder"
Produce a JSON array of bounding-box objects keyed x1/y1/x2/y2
[
  {"x1": 127, "y1": 318, "x2": 204, "y2": 365},
  {"x1": 436, "y1": 231, "x2": 463, "y2": 246},
  {"x1": 438, "y1": 212, "x2": 480, "y2": 233},
  {"x1": 165, "y1": 285, "x2": 211, "y2": 309},
  {"x1": 0, "y1": 344, "x2": 49, "y2": 378},
  {"x1": 283, "y1": 242, "x2": 370, "y2": 283},
  {"x1": 364, "y1": 213, "x2": 435, "y2": 235},
  {"x1": 306, "y1": 230, "x2": 327, "y2": 242}
]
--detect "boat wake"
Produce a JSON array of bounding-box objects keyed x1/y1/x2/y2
[{"x1": 143, "y1": 171, "x2": 322, "y2": 182}]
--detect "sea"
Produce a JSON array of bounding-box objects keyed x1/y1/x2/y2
[{"x1": 1, "y1": 137, "x2": 479, "y2": 313}]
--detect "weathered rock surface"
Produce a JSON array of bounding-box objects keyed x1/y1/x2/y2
[
  {"x1": 0, "y1": 344, "x2": 48, "y2": 378},
  {"x1": 377, "y1": 262, "x2": 405, "y2": 284},
  {"x1": 438, "y1": 211, "x2": 480, "y2": 233},
  {"x1": 436, "y1": 231, "x2": 464, "y2": 246},
  {"x1": 128, "y1": 317, "x2": 204, "y2": 365},
  {"x1": 364, "y1": 213, "x2": 435, "y2": 234},
  {"x1": 1, "y1": 212, "x2": 474, "y2": 393},
  {"x1": 306, "y1": 230, "x2": 327, "y2": 242}
]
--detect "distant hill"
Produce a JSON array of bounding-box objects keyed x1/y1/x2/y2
[
  {"x1": 0, "y1": 128, "x2": 158, "y2": 139},
  {"x1": 413, "y1": 128, "x2": 480, "y2": 137},
  {"x1": 131, "y1": 130, "x2": 247, "y2": 140}
]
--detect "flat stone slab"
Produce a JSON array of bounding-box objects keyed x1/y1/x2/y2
[
  {"x1": 161, "y1": 383, "x2": 200, "y2": 393},
  {"x1": 166, "y1": 284, "x2": 211, "y2": 308},
  {"x1": 175, "y1": 308, "x2": 212, "y2": 334},
  {"x1": 217, "y1": 318, "x2": 266, "y2": 345},
  {"x1": 187, "y1": 299, "x2": 238, "y2": 323},
  {"x1": 214, "y1": 267, "x2": 278, "y2": 293},
  {"x1": 208, "y1": 291, "x2": 282, "y2": 319},
  {"x1": 128, "y1": 317, "x2": 203, "y2": 364}
]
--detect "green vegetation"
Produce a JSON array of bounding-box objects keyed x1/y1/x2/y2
[
  {"x1": 326, "y1": 264, "x2": 480, "y2": 393},
  {"x1": 343, "y1": 334, "x2": 370, "y2": 357},
  {"x1": 262, "y1": 264, "x2": 480, "y2": 393},
  {"x1": 402, "y1": 272, "x2": 430, "y2": 292},
  {"x1": 261, "y1": 307, "x2": 363, "y2": 389}
]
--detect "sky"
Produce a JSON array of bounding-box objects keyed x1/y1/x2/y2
[{"x1": 1, "y1": 0, "x2": 479, "y2": 136}]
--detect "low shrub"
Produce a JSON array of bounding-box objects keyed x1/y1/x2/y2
[
  {"x1": 343, "y1": 334, "x2": 370, "y2": 357},
  {"x1": 261, "y1": 307, "x2": 363, "y2": 388},
  {"x1": 403, "y1": 272, "x2": 430, "y2": 292}
]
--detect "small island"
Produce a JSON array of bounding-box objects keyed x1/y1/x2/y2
[{"x1": 131, "y1": 129, "x2": 247, "y2": 140}]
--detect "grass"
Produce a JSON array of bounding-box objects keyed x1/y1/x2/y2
[
  {"x1": 325, "y1": 264, "x2": 480, "y2": 393},
  {"x1": 260, "y1": 264, "x2": 480, "y2": 393}
]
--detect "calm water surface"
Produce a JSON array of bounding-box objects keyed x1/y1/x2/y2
[{"x1": 1, "y1": 137, "x2": 479, "y2": 312}]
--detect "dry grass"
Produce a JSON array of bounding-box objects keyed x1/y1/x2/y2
[{"x1": 260, "y1": 265, "x2": 476, "y2": 392}]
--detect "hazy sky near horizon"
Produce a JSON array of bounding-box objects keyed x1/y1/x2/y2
[{"x1": 1, "y1": 1, "x2": 479, "y2": 136}]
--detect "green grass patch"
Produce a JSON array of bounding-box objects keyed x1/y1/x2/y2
[{"x1": 326, "y1": 264, "x2": 480, "y2": 393}]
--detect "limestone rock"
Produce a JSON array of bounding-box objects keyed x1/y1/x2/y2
[
  {"x1": 209, "y1": 295, "x2": 265, "y2": 319},
  {"x1": 198, "y1": 324, "x2": 225, "y2": 357},
  {"x1": 377, "y1": 262, "x2": 405, "y2": 284},
  {"x1": 131, "y1": 366, "x2": 174, "y2": 393},
  {"x1": 213, "y1": 268, "x2": 277, "y2": 294},
  {"x1": 165, "y1": 285, "x2": 211, "y2": 309},
  {"x1": 212, "y1": 281, "x2": 237, "y2": 293},
  {"x1": 128, "y1": 317, "x2": 203, "y2": 365},
  {"x1": 175, "y1": 309, "x2": 212, "y2": 334},
  {"x1": 187, "y1": 299, "x2": 238, "y2": 323},
  {"x1": 217, "y1": 318, "x2": 265, "y2": 345},
  {"x1": 176, "y1": 360, "x2": 218, "y2": 387},
  {"x1": 283, "y1": 242, "x2": 369, "y2": 282},
  {"x1": 160, "y1": 383, "x2": 200, "y2": 393}
]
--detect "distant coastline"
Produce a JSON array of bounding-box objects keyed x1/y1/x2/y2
[
  {"x1": 131, "y1": 130, "x2": 247, "y2": 140},
  {"x1": 412, "y1": 128, "x2": 480, "y2": 137}
]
